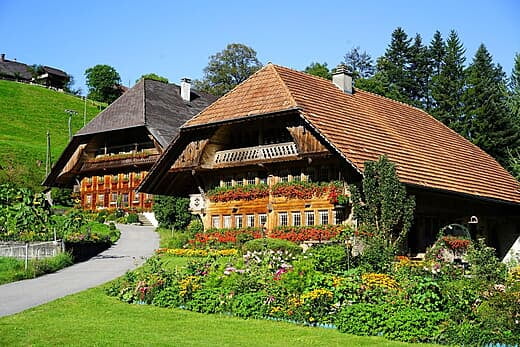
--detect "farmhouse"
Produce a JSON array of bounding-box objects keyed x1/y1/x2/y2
[
  {"x1": 0, "y1": 53, "x2": 69, "y2": 90},
  {"x1": 43, "y1": 78, "x2": 216, "y2": 211},
  {"x1": 140, "y1": 64, "x2": 520, "y2": 256}
]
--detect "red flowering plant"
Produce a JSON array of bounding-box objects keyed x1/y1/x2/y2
[
  {"x1": 272, "y1": 181, "x2": 346, "y2": 203},
  {"x1": 207, "y1": 184, "x2": 269, "y2": 202},
  {"x1": 270, "y1": 225, "x2": 343, "y2": 242},
  {"x1": 190, "y1": 227, "x2": 262, "y2": 248}
]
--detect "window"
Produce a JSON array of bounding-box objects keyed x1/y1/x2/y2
[
  {"x1": 86, "y1": 194, "x2": 92, "y2": 206},
  {"x1": 97, "y1": 194, "x2": 104, "y2": 204},
  {"x1": 305, "y1": 211, "x2": 315, "y2": 226},
  {"x1": 319, "y1": 210, "x2": 329, "y2": 225},
  {"x1": 278, "y1": 212, "x2": 288, "y2": 226},
  {"x1": 223, "y1": 215, "x2": 231, "y2": 228},
  {"x1": 258, "y1": 214, "x2": 267, "y2": 227},
  {"x1": 319, "y1": 166, "x2": 329, "y2": 181},
  {"x1": 212, "y1": 216, "x2": 220, "y2": 228},
  {"x1": 246, "y1": 172, "x2": 256, "y2": 185},
  {"x1": 110, "y1": 193, "x2": 118, "y2": 205},
  {"x1": 223, "y1": 177, "x2": 233, "y2": 187},
  {"x1": 258, "y1": 175, "x2": 267, "y2": 185},
  {"x1": 246, "y1": 214, "x2": 255, "y2": 227},
  {"x1": 292, "y1": 211, "x2": 301, "y2": 226},
  {"x1": 97, "y1": 176, "x2": 104, "y2": 184},
  {"x1": 235, "y1": 215, "x2": 243, "y2": 228},
  {"x1": 133, "y1": 192, "x2": 140, "y2": 203},
  {"x1": 122, "y1": 193, "x2": 129, "y2": 206},
  {"x1": 333, "y1": 210, "x2": 344, "y2": 225},
  {"x1": 279, "y1": 170, "x2": 289, "y2": 183}
]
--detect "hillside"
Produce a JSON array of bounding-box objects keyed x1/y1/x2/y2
[{"x1": 0, "y1": 80, "x2": 104, "y2": 191}]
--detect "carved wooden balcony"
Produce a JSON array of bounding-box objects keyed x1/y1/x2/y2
[{"x1": 214, "y1": 142, "x2": 298, "y2": 165}]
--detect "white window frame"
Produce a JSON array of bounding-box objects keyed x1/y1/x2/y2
[
  {"x1": 246, "y1": 214, "x2": 255, "y2": 227},
  {"x1": 234, "y1": 215, "x2": 243, "y2": 228},
  {"x1": 292, "y1": 211, "x2": 301, "y2": 226},
  {"x1": 223, "y1": 215, "x2": 232, "y2": 228},
  {"x1": 305, "y1": 211, "x2": 315, "y2": 226},
  {"x1": 258, "y1": 214, "x2": 267, "y2": 228},
  {"x1": 319, "y1": 210, "x2": 329, "y2": 225},
  {"x1": 278, "y1": 212, "x2": 288, "y2": 226},
  {"x1": 212, "y1": 215, "x2": 220, "y2": 228}
]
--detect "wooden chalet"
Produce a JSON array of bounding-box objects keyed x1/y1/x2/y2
[
  {"x1": 0, "y1": 53, "x2": 69, "y2": 89},
  {"x1": 139, "y1": 64, "x2": 520, "y2": 256},
  {"x1": 43, "y1": 78, "x2": 216, "y2": 211}
]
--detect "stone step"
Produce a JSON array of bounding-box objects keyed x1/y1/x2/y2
[{"x1": 137, "y1": 213, "x2": 153, "y2": 226}]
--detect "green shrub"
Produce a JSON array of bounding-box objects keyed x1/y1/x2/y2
[
  {"x1": 126, "y1": 213, "x2": 139, "y2": 224},
  {"x1": 153, "y1": 195, "x2": 191, "y2": 230},
  {"x1": 243, "y1": 238, "x2": 302, "y2": 255},
  {"x1": 466, "y1": 238, "x2": 507, "y2": 283},
  {"x1": 336, "y1": 303, "x2": 446, "y2": 343},
  {"x1": 185, "y1": 288, "x2": 227, "y2": 313},
  {"x1": 187, "y1": 219, "x2": 203, "y2": 235},
  {"x1": 152, "y1": 286, "x2": 182, "y2": 308},
  {"x1": 306, "y1": 244, "x2": 347, "y2": 274},
  {"x1": 358, "y1": 236, "x2": 395, "y2": 273},
  {"x1": 51, "y1": 188, "x2": 73, "y2": 207},
  {"x1": 230, "y1": 292, "x2": 269, "y2": 318}
]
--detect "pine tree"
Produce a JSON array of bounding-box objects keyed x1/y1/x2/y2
[
  {"x1": 463, "y1": 44, "x2": 520, "y2": 166},
  {"x1": 431, "y1": 30, "x2": 466, "y2": 132},
  {"x1": 376, "y1": 27, "x2": 413, "y2": 104},
  {"x1": 510, "y1": 53, "x2": 520, "y2": 126},
  {"x1": 343, "y1": 46, "x2": 375, "y2": 80},
  {"x1": 427, "y1": 31, "x2": 446, "y2": 111},
  {"x1": 408, "y1": 34, "x2": 431, "y2": 109}
]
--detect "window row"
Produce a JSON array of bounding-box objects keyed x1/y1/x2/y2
[
  {"x1": 85, "y1": 191, "x2": 150, "y2": 206},
  {"x1": 211, "y1": 213, "x2": 267, "y2": 229},
  {"x1": 210, "y1": 209, "x2": 345, "y2": 229}
]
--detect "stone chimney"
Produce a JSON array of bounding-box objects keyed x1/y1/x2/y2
[
  {"x1": 332, "y1": 64, "x2": 353, "y2": 94},
  {"x1": 180, "y1": 78, "x2": 191, "y2": 102},
  {"x1": 0, "y1": 54, "x2": 5, "y2": 62}
]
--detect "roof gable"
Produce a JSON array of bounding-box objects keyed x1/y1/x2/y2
[{"x1": 182, "y1": 64, "x2": 520, "y2": 204}]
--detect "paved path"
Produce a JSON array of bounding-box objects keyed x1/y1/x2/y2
[{"x1": 0, "y1": 224, "x2": 158, "y2": 317}]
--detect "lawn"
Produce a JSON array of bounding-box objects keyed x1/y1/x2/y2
[
  {"x1": 0, "y1": 253, "x2": 73, "y2": 285},
  {"x1": 0, "y1": 80, "x2": 103, "y2": 190},
  {"x1": 0, "y1": 286, "x2": 431, "y2": 346}
]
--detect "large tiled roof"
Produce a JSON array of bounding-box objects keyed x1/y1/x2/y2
[
  {"x1": 183, "y1": 64, "x2": 520, "y2": 204},
  {"x1": 77, "y1": 79, "x2": 217, "y2": 147}
]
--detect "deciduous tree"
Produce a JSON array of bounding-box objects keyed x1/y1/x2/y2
[
  {"x1": 343, "y1": 46, "x2": 374, "y2": 80},
  {"x1": 85, "y1": 64, "x2": 122, "y2": 103},
  {"x1": 137, "y1": 73, "x2": 169, "y2": 84},
  {"x1": 194, "y1": 43, "x2": 262, "y2": 97},
  {"x1": 304, "y1": 62, "x2": 331, "y2": 80}
]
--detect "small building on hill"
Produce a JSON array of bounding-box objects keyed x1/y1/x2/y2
[
  {"x1": 43, "y1": 78, "x2": 216, "y2": 211},
  {"x1": 0, "y1": 53, "x2": 69, "y2": 90},
  {"x1": 139, "y1": 64, "x2": 520, "y2": 257}
]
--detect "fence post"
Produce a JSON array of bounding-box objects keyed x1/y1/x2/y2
[{"x1": 25, "y1": 242, "x2": 29, "y2": 271}]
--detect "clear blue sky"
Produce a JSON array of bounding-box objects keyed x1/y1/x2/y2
[{"x1": 1, "y1": 0, "x2": 518, "y2": 94}]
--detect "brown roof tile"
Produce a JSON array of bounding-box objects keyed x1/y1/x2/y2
[{"x1": 184, "y1": 64, "x2": 520, "y2": 204}]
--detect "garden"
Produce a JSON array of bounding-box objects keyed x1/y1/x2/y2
[
  {"x1": 0, "y1": 183, "x2": 122, "y2": 282},
  {"x1": 108, "y1": 157, "x2": 520, "y2": 346}
]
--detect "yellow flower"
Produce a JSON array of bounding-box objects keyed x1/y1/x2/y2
[{"x1": 362, "y1": 273, "x2": 400, "y2": 290}]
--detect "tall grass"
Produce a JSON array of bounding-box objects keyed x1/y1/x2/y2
[{"x1": 0, "y1": 252, "x2": 73, "y2": 285}]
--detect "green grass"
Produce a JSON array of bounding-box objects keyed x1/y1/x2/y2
[
  {"x1": 0, "y1": 80, "x2": 104, "y2": 190},
  {"x1": 0, "y1": 286, "x2": 431, "y2": 346},
  {"x1": 0, "y1": 253, "x2": 73, "y2": 285}
]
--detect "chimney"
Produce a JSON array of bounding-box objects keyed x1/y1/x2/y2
[
  {"x1": 180, "y1": 78, "x2": 191, "y2": 102},
  {"x1": 332, "y1": 64, "x2": 353, "y2": 94},
  {"x1": 0, "y1": 54, "x2": 5, "y2": 62}
]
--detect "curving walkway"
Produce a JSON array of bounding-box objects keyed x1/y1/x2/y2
[{"x1": 0, "y1": 224, "x2": 158, "y2": 317}]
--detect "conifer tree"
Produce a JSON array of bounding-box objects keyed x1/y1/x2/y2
[
  {"x1": 343, "y1": 46, "x2": 375, "y2": 80},
  {"x1": 431, "y1": 30, "x2": 466, "y2": 132},
  {"x1": 427, "y1": 31, "x2": 446, "y2": 111},
  {"x1": 376, "y1": 27, "x2": 413, "y2": 104},
  {"x1": 408, "y1": 34, "x2": 431, "y2": 109},
  {"x1": 510, "y1": 53, "x2": 520, "y2": 126},
  {"x1": 463, "y1": 44, "x2": 519, "y2": 166}
]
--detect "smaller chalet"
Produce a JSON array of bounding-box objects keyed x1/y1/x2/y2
[
  {"x1": 140, "y1": 64, "x2": 520, "y2": 257},
  {"x1": 43, "y1": 78, "x2": 216, "y2": 211},
  {"x1": 0, "y1": 53, "x2": 69, "y2": 89}
]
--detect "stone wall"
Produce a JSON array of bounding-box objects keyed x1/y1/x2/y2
[{"x1": 0, "y1": 241, "x2": 64, "y2": 259}]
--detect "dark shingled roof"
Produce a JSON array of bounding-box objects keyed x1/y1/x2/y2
[
  {"x1": 76, "y1": 79, "x2": 217, "y2": 147},
  {"x1": 0, "y1": 59, "x2": 32, "y2": 80},
  {"x1": 43, "y1": 78, "x2": 216, "y2": 188}
]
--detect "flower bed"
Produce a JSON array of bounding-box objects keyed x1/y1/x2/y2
[
  {"x1": 272, "y1": 181, "x2": 345, "y2": 203},
  {"x1": 155, "y1": 248, "x2": 238, "y2": 257},
  {"x1": 270, "y1": 225, "x2": 342, "y2": 242},
  {"x1": 190, "y1": 227, "x2": 263, "y2": 246}
]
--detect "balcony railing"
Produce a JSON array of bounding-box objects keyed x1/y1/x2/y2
[
  {"x1": 81, "y1": 153, "x2": 159, "y2": 172},
  {"x1": 214, "y1": 142, "x2": 298, "y2": 165}
]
